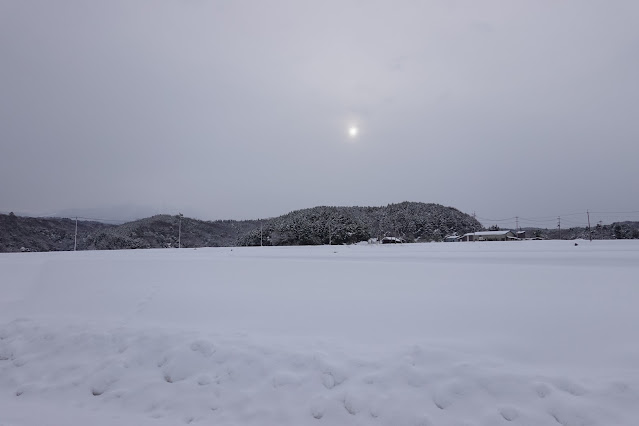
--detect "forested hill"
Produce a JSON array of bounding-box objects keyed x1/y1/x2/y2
[
  {"x1": 239, "y1": 202, "x2": 481, "y2": 246},
  {"x1": 0, "y1": 212, "x2": 112, "y2": 252},
  {"x1": 0, "y1": 202, "x2": 481, "y2": 252}
]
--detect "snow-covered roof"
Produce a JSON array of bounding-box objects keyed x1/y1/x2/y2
[{"x1": 462, "y1": 230, "x2": 513, "y2": 237}]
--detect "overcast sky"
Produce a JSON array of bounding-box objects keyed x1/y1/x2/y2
[{"x1": 2, "y1": 0, "x2": 638, "y2": 227}]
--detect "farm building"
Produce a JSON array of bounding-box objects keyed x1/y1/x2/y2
[
  {"x1": 460, "y1": 230, "x2": 517, "y2": 242},
  {"x1": 381, "y1": 236, "x2": 404, "y2": 244}
]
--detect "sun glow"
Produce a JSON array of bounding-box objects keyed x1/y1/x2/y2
[{"x1": 348, "y1": 126, "x2": 359, "y2": 137}]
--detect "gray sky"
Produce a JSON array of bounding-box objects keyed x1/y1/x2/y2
[{"x1": 2, "y1": 0, "x2": 638, "y2": 227}]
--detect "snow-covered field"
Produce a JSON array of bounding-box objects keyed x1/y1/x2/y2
[{"x1": 1, "y1": 241, "x2": 638, "y2": 426}]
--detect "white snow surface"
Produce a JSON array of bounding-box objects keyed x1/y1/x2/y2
[{"x1": 1, "y1": 241, "x2": 639, "y2": 426}]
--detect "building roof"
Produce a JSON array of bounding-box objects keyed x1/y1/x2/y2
[
  {"x1": 381, "y1": 236, "x2": 403, "y2": 242},
  {"x1": 461, "y1": 230, "x2": 513, "y2": 237}
]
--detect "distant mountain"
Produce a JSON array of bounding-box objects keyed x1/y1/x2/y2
[
  {"x1": 51, "y1": 204, "x2": 169, "y2": 224},
  {"x1": 0, "y1": 202, "x2": 481, "y2": 252}
]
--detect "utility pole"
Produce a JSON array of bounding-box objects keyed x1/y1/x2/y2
[
  {"x1": 260, "y1": 221, "x2": 263, "y2": 247},
  {"x1": 74, "y1": 216, "x2": 78, "y2": 251},
  {"x1": 557, "y1": 216, "x2": 561, "y2": 240},
  {"x1": 587, "y1": 210, "x2": 592, "y2": 242},
  {"x1": 473, "y1": 211, "x2": 477, "y2": 242},
  {"x1": 515, "y1": 216, "x2": 519, "y2": 232},
  {"x1": 178, "y1": 213, "x2": 183, "y2": 248}
]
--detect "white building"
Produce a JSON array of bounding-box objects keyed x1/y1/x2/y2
[{"x1": 460, "y1": 230, "x2": 517, "y2": 242}]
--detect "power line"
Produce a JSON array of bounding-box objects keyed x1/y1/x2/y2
[
  {"x1": 476, "y1": 216, "x2": 517, "y2": 222},
  {"x1": 589, "y1": 210, "x2": 639, "y2": 215},
  {"x1": 561, "y1": 219, "x2": 587, "y2": 226},
  {"x1": 76, "y1": 216, "x2": 128, "y2": 224},
  {"x1": 477, "y1": 209, "x2": 639, "y2": 228},
  {"x1": 518, "y1": 217, "x2": 558, "y2": 223}
]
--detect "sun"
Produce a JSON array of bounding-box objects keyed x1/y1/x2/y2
[{"x1": 348, "y1": 126, "x2": 359, "y2": 137}]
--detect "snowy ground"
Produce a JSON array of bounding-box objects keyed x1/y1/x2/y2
[{"x1": 1, "y1": 241, "x2": 638, "y2": 426}]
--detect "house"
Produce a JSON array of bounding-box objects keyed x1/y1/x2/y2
[
  {"x1": 444, "y1": 235, "x2": 460, "y2": 242},
  {"x1": 459, "y1": 230, "x2": 517, "y2": 241},
  {"x1": 381, "y1": 236, "x2": 403, "y2": 244}
]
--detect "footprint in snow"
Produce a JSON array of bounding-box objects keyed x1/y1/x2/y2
[
  {"x1": 309, "y1": 395, "x2": 328, "y2": 420},
  {"x1": 190, "y1": 340, "x2": 215, "y2": 357},
  {"x1": 343, "y1": 395, "x2": 361, "y2": 416},
  {"x1": 499, "y1": 406, "x2": 520, "y2": 422},
  {"x1": 197, "y1": 375, "x2": 211, "y2": 386},
  {"x1": 311, "y1": 408, "x2": 324, "y2": 420},
  {"x1": 432, "y1": 381, "x2": 468, "y2": 410},
  {"x1": 534, "y1": 382, "x2": 552, "y2": 398},
  {"x1": 553, "y1": 379, "x2": 588, "y2": 397},
  {"x1": 321, "y1": 371, "x2": 345, "y2": 389},
  {"x1": 433, "y1": 393, "x2": 452, "y2": 410}
]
